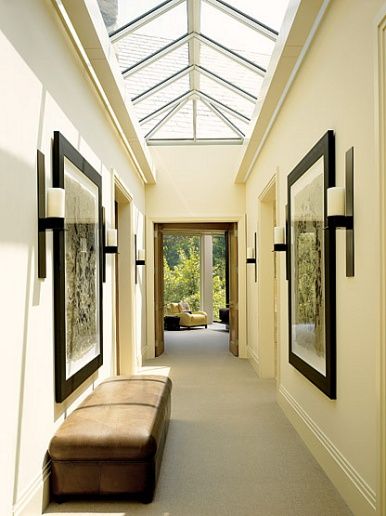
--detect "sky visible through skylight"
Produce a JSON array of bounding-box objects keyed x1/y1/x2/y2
[{"x1": 98, "y1": 0, "x2": 290, "y2": 144}]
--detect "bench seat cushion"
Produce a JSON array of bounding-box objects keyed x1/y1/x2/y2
[{"x1": 48, "y1": 375, "x2": 172, "y2": 501}]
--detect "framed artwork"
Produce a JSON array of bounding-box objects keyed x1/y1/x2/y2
[
  {"x1": 53, "y1": 131, "x2": 103, "y2": 402},
  {"x1": 287, "y1": 130, "x2": 336, "y2": 399}
]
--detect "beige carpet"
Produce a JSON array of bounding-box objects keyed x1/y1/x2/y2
[{"x1": 46, "y1": 324, "x2": 352, "y2": 516}]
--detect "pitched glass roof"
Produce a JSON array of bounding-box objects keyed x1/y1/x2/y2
[{"x1": 97, "y1": 0, "x2": 289, "y2": 145}]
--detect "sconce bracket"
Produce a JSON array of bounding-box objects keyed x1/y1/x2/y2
[
  {"x1": 273, "y1": 243, "x2": 287, "y2": 252},
  {"x1": 105, "y1": 246, "x2": 118, "y2": 254},
  {"x1": 136, "y1": 259, "x2": 145, "y2": 266},
  {"x1": 38, "y1": 218, "x2": 65, "y2": 231},
  {"x1": 246, "y1": 258, "x2": 256, "y2": 264}
]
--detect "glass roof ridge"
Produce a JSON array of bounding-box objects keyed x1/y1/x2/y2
[{"x1": 97, "y1": 0, "x2": 291, "y2": 144}]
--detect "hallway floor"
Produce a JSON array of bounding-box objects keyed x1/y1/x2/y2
[{"x1": 46, "y1": 325, "x2": 352, "y2": 515}]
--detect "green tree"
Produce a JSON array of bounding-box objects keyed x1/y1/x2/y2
[{"x1": 164, "y1": 236, "x2": 201, "y2": 311}]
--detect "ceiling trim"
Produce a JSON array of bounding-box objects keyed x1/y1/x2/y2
[{"x1": 54, "y1": 0, "x2": 156, "y2": 184}]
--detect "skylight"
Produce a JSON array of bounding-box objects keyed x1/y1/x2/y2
[{"x1": 97, "y1": 0, "x2": 289, "y2": 145}]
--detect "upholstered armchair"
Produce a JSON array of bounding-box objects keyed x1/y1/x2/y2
[{"x1": 166, "y1": 302, "x2": 208, "y2": 328}]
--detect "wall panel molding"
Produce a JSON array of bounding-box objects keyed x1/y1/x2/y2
[
  {"x1": 278, "y1": 385, "x2": 376, "y2": 515},
  {"x1": 13, "y1": 461, "x2": 51, "y2": 516}
]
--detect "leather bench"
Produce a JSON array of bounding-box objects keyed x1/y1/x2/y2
[{"x1": 48, "y1": 375, "x2": 172, "y2": 503}]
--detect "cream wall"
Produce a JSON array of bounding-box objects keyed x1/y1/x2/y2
[
  {"x1": 145, "y1": 145, "x2": 247, "y2": 357},
  {"x1": 246, "y1": 1, "x2": 383, "y2": 514},
  {"x1": 0, "y1": 0, "x2": 145, "y2": 514}
]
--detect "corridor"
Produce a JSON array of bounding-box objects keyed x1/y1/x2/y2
[{"x1": 46, "y1": 326, "x2": 351, "y2": 516}]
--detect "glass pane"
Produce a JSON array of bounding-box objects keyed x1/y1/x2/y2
[
  {"x1": 201, "y1": 2, "x2": 275, "y2": 69},
  {"x1": 213, "y1": 107, "x2": 251, "y2": 137},
  {"x1": 140, "y1": 108, "x2": 174, "y2": 138},
  {"x1": 134, "y1": 75, "x2": 190, "y2": 120},
  {"x1": 150, "y1": 100, "x2": 194, "y2": 139},
  {"x1": 196, "y1": 100, "x2": 240, "y2": 139},
  {"x1": 124, "y1": 44, "x2": 189, "y2": 98},
  {"x1": 226, "y1": 0, "x2": 290, "y2": 32},
  {"x1": 113, "y1": 2, "x2": 187, "y2": 71},
  {"x1": 199, "y1": 74, "x2": 255, "y2": 119},
  {"x1": 199, "y1": 43, "x2": 263, "y2": 97},
  {"x1": 97, "y1": 0, "x2": 164, "y2": 33}
]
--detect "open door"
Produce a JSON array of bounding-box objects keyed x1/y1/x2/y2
[
  {"x1": 154, "y1": 224, "x2": 164, "y2": 357},
  {"x1": 114, "y1": 200, "x2": 120, "y2": 373},
  {"x1": 228, "y1": 223, "x2": 239, "y2": 356}
]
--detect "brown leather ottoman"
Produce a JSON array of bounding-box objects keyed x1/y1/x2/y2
[{"x1": 48, "y1": 375, "x2": 172, "y2": 503}]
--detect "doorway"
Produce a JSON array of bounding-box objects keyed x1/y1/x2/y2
[
  {"x1": 257, "y1": 180, "x2": 277, "y2": 378},
  {"x1": 154, "y1": 222, "x2": 239, "y2": 357},
  {"x1": 114, "y1": 181, "x2": 135, "y2": 375}
]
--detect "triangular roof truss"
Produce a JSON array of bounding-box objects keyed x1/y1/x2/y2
[{"x1": 104, "y1": 0, "x2": 281, "y2": 145}]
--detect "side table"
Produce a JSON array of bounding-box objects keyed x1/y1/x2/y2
[{"x1": 164, "y1": 315, "x2": 180, "y2": 331}]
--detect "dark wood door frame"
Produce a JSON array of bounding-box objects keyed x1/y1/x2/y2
[{"x1": 153, "y1": 222, "x2": 239, "y2": 356}]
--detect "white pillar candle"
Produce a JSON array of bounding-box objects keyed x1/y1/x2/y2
[
  {"x1": 246, "y1": 247, "x2": 255, "y2": 260},
  {"x1": 327, "y1": 187, "x2": 345, "y2": 217},
  {"x1": 274, "y1": 226, "x2": 285, "y2": 245},
  {"x1": 107, "y1": 228, "x2": 118, "y2": 247},
  {"x1": 47, "y1": 188, "x2": 65, "y2": 218},
  {"x1": 137, "y1": 249, "x2": 146, "y2": 261}
]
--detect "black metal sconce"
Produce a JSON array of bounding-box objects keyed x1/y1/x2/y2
[
  {"x1": 134, "y1": 234, "x2": 145, "y2": 284},
  {"x1": 246, "y1": 232, "x2": 257, "y2": 282},
  {"x1": 273, "y1": 226, "x2": 287, "y2": 252},
  {"x1": 246, "y1": 247, "x2": 256, "y2": 264},
  {"x1": 102, "y1": 207, "x2": 118, "y2": 283},
  {"x1": 37, "y1": 150, "x2": 65, "y2": 279},
  {"x1": 327, "y1": 147, "x2": 355, "y2": 277}
]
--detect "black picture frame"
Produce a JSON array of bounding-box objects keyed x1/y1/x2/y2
[
  {"x1": 287, "y1": 130, "x2": 336, "y2": 399},
  {"x1": 53, "y1": 131, "x2": 103, "y2": 402}
]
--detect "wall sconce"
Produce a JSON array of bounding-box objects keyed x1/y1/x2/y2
[
  {"x1": 102, "y1": 207, "x2": 118, "y2": 283},
  {"x1": 136, "y1": 248, "x2": 146, "y2": 266},
  {"x1": 246, "y1": 232, "x2": 257, "y2": 282},
  {"x1": 327, "y1": 147, "x2": 354, "y2": 277},
  {"x1": 273, "y1": 226, "x2": 287, "y2": 252},
  {"x1": 135, "y1": 234, "x2": 145, "y2": 284},
  {"x1": 37, "y1": 150, "x2": 65, "y2": 279},
  {"x1": 105, "y1": 228, "x2": 118, "y2": 254},
  {"x1": 246, "y1": 247, "x2": 256, "y2": 264}
]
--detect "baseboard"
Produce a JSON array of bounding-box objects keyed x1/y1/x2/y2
[
  {"x1": 248, "y1": 347, "x2": 259, "y2": 376},
  {"x1": 278, "y1": 385, "x2": 376, "y2": 516},
  {"x1": 13, "y1": 461, "x2": 51, "y2": 516}
]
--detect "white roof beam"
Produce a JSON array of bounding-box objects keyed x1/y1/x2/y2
[
  {"x1": 110, "y1": 0, "x2": 185, "y2": 43},
  {"x1": 196, "y1": 90, "x2": 250, "y2": 122},
  {"x1": 145, "y1": 98, "x2": 189, "y2": 139},
  {"x1": 195, "y1": 33, "x2": 266, "y2": 76},
  {"x1": 201, "y1": 98, "x2": 245, "y2": 138},
  {"x1": 195, "y1": 65, "x2": 257, "y2": 102},
  {"x1": 122, "y1": 33, "x2": 193, "y2": 78},
  {"x1": 187, "y1": 0, "x2": 201, "y2": 140},
  {"x1": 140, "y1": 91, "x2": 193, "y2": 124},
  {"x1": 132, "y1": 65, "x2": 193, "y2": 105},
  {"x1": 203, "y1": 0, "x2": 278, "y2": 42}
]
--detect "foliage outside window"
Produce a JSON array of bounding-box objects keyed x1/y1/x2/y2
[{"x1": 163, "y1": 234, "x2": 226, "y2": 319}]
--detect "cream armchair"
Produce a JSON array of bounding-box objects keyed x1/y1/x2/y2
[{"x1": 166, "y1": 302, "x2": 208, "y2": 328}]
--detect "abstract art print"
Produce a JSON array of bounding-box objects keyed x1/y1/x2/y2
[
  {"x1": 53, "y1": 132, "x2": 103, "y2": 402},
  {"x1": 287, "y1": 130, "x2": 336, "y2": 399}
]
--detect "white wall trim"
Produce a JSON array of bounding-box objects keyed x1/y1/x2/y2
[
  {"x1": 279, "y1": 385, "x2": 376, "y2": 514},
  {"x1": 248, "y1": 347, "x2": 259, "y2": 376},
  {"x1": 12, "y1": 461, "x2": 51, "y2": 516},
  {"x1": 243, "y1": 0, "x2": 331, "y2": 183},
  {"x1": 376, "y1": 6, "x2": 386, "y2": 515}
]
